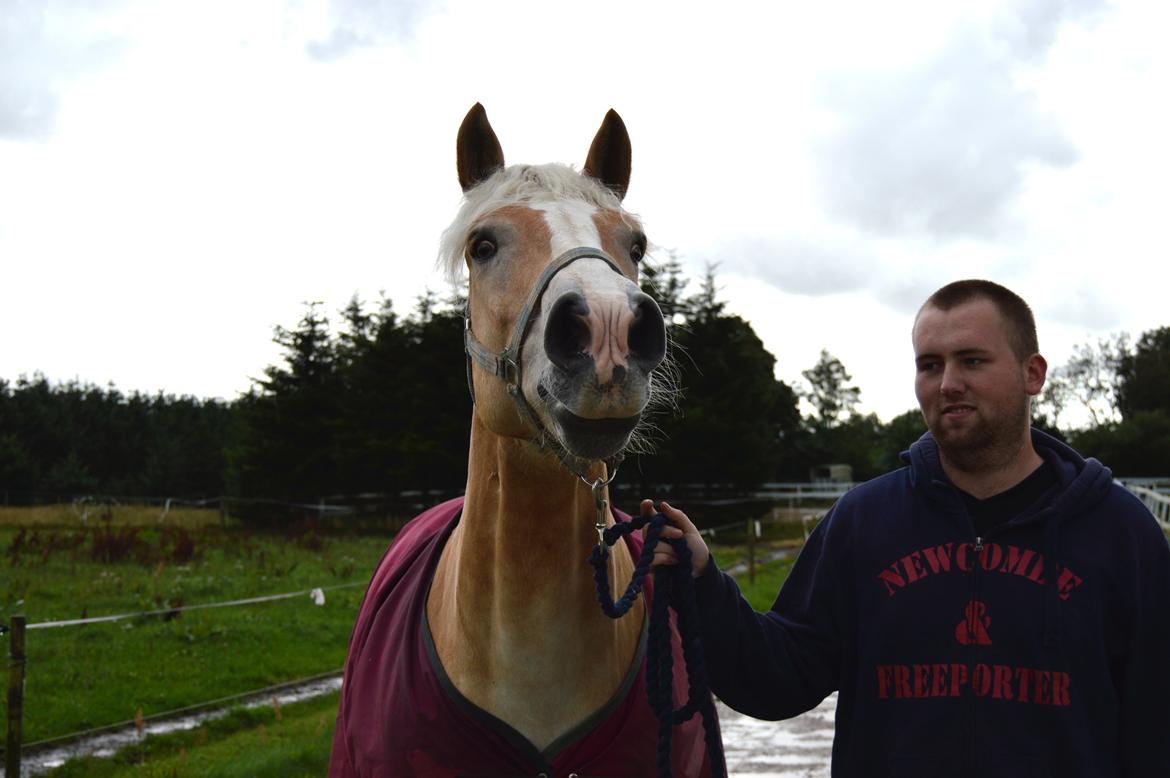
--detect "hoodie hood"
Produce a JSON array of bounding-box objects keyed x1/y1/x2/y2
[
  {"x1": 902, "y1": 427, "x2": 1115, "y2": 650},
  {"x1": 903, "y1": 427, "x2": 1113, "y2": 525}
]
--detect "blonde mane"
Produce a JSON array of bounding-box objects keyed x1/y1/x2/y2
[{"x1": 437, "y1": 163, "x2": 640, "y2": 283}]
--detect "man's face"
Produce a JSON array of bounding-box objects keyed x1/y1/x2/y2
[{"x1": 912, "y1": 298, "x2": 1046, "y2": 472}]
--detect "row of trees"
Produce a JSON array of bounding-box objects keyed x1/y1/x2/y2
[
  {"x1": 1035, "y1": 329, "x2": 1170, "y2": 476},
  {"x1": 228, "y1": 293, "x2": 471, "y2": 502},
  {"x1": 2, "y1": 259, "x2": 1168, "y2": 506},
  {"x1": 629, "y1": 257, "x2": 925, "y2": 487},
  {"x1": 0, "y1": 378, "x2": 231, "y2": 497}
]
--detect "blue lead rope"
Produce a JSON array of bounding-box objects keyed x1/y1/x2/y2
[{"x1": 588, "y1": 512, "x2": 726, "y2": 778}]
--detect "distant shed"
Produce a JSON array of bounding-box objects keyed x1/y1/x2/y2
[{"x1": 810, "y1": 463, "x2": 853, "y2": 483}]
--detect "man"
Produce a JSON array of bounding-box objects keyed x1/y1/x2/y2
[{"x1": 648, "y1": 279, "x2": 1170, "y2": 776}]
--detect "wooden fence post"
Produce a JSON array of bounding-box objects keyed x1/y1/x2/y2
[
  {"x1": 747, "y1": 520, "x2": 756, "y2": 585},
  {"x1": 6, "y1": 614, "x2": 26, "y2": 778}
]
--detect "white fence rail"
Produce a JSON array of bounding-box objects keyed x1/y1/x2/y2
[
  {"x1": 753, "y1": 481, "x2": 857, "y2": 501},
  {"x1": 1122, "y1": 483, "x2": 1170, "y2": 530}
]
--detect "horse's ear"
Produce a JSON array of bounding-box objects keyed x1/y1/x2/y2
[
  {"x1": 457, "y1": 103, "x2": 505, "y2": 192},
  {"x1": 583, "y1": 109, "x2": 631, "y2": 201}
]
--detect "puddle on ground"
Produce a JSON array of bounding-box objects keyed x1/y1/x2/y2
[
  {"x1": 11, "y1": 676, "x2": 343, "y2": 776},
  {"x1": 717, "y1": 693, "x2": 836, "y2": 777},
  {"x1": 11, "y1": 679, "x2": 836, "y2": 777}
]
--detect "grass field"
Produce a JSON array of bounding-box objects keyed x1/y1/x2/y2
[
  {"x1": 1, "y1": 504, "x2": 393, "y2": 746},
  {"x1": 43, "y1": 692, "x2": 339, "y2": 777},
  {"x1": 1, "y1": 503, "x2": 806, "y2": 776},
  {"x1": 731, "y1": 553, "x2": 798, "y2": 612}
]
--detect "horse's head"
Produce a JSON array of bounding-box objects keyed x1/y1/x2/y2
[{"x1": 441, "y1": 104, "x2": 668, "y2": 472}]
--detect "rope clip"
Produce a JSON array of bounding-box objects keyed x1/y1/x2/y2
[
  {"x1": 583, "y1": 466, "x2": 618, "y2": 559},
  {"x1": 591, "y1": 476, "x2": 608, "y2": 557}
]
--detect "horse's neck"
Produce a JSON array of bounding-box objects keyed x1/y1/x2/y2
[{"x1": 426, "y1": 414, "x2": 644, "y2": 750}]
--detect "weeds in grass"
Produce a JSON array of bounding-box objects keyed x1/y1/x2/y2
[
  {"x1": 91, "y1": 519, "x2": 145, "y2": 563},
  {"x1": 297, "y1": 531, "x2": 326, "y2": 552},
  {"x1": 8, "y1": 527, "x2": 26, "y2": 559},
  {"x1": 170, "y1": 529, "x2": 197, "y2": 564},
  {"x1": 7, "y1": 528, "x2": 88, "y2": 566},
  {"x1": 325, "y1": 557, "x2": 357, "y2": 581},
  {"x1": 6, "y1": 522, "x2": 206, "y2": 567}
]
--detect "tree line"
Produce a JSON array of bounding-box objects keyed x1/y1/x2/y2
[
  {"x1": 2, "y1": 259, "x2": 1168, "y2": 508},
  {"x1": 0, "y1": 378, "x2": 231, "y2": 498}
]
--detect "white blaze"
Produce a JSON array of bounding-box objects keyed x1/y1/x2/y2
[
  {"x1": 521, "y1": 198, "x2": 648, "y2": 428},
  {"x1": 534, "y1": 200, "x2": 602, "y2": 257}
]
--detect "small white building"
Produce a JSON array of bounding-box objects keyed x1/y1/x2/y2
[{"x1": 810, "y1": 463, "x2": 853, "y2": 484}]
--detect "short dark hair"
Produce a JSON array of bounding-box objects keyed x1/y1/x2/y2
[{"x1": 918, "y1": 279, "x2": 1039, "y2": 360}]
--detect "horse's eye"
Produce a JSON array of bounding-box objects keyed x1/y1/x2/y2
[
  {"x1": 469, "y1": 237, "x2": 497, "y2": 262},
  {"x1": 630, "y1": 239, "x2": 646, "y2": 263}
]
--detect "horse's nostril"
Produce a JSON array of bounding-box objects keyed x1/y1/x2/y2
[
  {"x1": 544, "y1": 292, "x2": 592, "y2": 372},
  {"x1": 629, "y1": 294, "x2": 666, "y2": 370}
]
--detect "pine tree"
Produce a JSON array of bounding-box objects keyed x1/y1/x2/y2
[{"x1": 800, "y1": 349, "x2": 861, "y2": 431}]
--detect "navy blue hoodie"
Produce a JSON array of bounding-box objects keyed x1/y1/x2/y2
[{"x1": 695, "y1": 429, "x2": 1170, "y2": 777}]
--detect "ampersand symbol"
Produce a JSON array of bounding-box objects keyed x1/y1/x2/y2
[{"x1": 955, "y1": 600, "x2": 993, "y2": 646}]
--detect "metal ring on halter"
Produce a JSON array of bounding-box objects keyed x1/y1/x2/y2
[{"x1": 580, "y1": 464, "x2": 621, "y2": 492}]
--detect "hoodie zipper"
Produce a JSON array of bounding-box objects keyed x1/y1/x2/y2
[{"x1": 967, "y1": 535, "x2": 983, "y2": 773}]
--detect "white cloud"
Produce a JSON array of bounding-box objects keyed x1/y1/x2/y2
[
  {"x1": 303, "y1": 0, "x2": 438, "y2": 62},
  {"x1": 992, "y1": 0, "x2": 1109, "y2": 60},
  {"x1": 716, "y1": 233, "x2": 874, "y2": 297},
  {"x1": 812, "y1": 10, "x2": 1089, "y2": 240},
  {"x1": 0, "y1": 0, "x2": 127, "y2": 139}
]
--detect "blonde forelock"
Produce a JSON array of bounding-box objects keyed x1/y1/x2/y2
[{"x1": 437, "y1": 163, "x2": 640, "y2": 283}]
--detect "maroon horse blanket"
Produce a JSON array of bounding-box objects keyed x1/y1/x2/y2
[{"x1": 328, "y1": 497, "x2": 714, "y2": 777}]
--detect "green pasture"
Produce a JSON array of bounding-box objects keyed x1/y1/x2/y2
[
  {"x1": 0, "y1": 504, "x2": 392, "y2": 746},
  {"x1": 722, "y1": 551, "x2": 799, "y2": 612},
  {"x1": 44, "y1": 692, "x2": 339, "y2": 778},
  {"x1": 1, "y1": 503, "x2": 806, "y2": 776}
]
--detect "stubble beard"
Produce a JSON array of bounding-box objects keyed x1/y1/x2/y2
[{"x1": 931, "y1": 396, "x2": 1031, "y2": 475}]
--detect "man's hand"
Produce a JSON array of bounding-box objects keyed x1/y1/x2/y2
[{"x1": 641, "y1": 499, "x2": 711, "y2": 578}]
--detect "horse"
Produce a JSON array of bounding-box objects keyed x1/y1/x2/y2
[{"x1": 329, "y1": 104, "x2": 717, "y2": 777}]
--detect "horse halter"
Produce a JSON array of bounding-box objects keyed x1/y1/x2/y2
[{"x1": 463, "y1": 245, "x2": 630, "y2": 488}]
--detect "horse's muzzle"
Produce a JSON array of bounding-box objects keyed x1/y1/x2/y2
[{"x1": 543, "y1": 289, "x2": 666, "y2": 384}]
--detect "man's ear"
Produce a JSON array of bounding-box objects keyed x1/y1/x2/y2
[{"x1": 1025, "y1": 353, "x2": 1048, "y2": 396}]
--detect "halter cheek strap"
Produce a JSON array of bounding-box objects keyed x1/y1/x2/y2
[{"x1": 463, "y1": 246, "x2": 626, "y2": 479}]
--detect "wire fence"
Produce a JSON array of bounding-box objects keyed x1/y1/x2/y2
[
  {"x1": 0, "y1": 481, "x2": 856, "y2": 543},
  {"x1": 1, "y1": 491, "x2": 465, "y2": 524},
  {"x1": 2, "y1": 578, "x2": 368, "y2": 776},
  {"x1": 23, "y1": 582, "x2": 367, "y2": 631}
]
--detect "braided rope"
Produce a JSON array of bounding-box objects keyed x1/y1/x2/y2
[{"x1": 588, "y1": 513, "x2": 727, "y2": 778}]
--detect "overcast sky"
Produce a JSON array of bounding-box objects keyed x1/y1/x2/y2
[{"x1": 2, "y1": 0, "x2": 1166, "y2": 424}]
